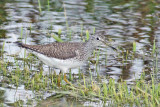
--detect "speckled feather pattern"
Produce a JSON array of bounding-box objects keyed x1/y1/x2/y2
[
  {"x1": 16, "y1": 33, "x2": 107, "y2": 62},
  {"x1": 16, "y1": 34, "x2": 107, "y2": 72},
  {"x1": 17, "y1": 42, "x2": 87, "y2": 60}
]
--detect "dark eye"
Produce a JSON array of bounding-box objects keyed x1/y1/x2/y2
[{"x1": 96, "y1": 37, "x2": 99, "y2": 40}]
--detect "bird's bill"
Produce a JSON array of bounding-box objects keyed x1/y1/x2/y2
[{"x1": 102, "y1": 40, "x2": 117, "y2": 51}]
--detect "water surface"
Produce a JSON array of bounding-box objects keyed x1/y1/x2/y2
[{"x1": 0, "y1": 0, "x2": 159, "y2": 106}]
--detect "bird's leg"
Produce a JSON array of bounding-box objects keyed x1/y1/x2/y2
[
  {"x1": 64, "y1": 73, "x2": 72, "y2": 85},
  {"x1": 88, "y1": 56, "x2": 96, "y2": 64},
  {"x1": 57, "y1": 71, "x2": 62, "y2": 87}
]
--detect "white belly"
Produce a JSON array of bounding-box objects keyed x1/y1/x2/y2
[{"x1": 34, "y1": 52, "x2": 84, "y2": 73}]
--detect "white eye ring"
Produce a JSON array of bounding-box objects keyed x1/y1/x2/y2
[{"x1": 96, "y1": 37, "x2": 99, "y2": 40}]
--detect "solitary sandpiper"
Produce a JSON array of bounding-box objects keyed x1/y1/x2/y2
[{"x1": 16, "y1": 32, "x2": 108, "y2": 85}]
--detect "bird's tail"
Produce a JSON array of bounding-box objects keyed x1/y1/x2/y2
[
  {"x1": 15, "y1": 41, "x2": 38, "y2": 52},
  {"x1": 15, "y1": 41, "x2": 25, "y2": 48}
]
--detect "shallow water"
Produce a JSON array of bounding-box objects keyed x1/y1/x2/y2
[{"x1": 0, "y1": 0, "x2": 159, "y2": 106}]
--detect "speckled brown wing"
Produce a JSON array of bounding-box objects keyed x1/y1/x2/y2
[{"x1": 16, "y1": 42, "x2": 84, "y2": 60}]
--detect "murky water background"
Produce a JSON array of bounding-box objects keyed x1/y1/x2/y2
[{"x1": 0, "y1": 0, "x2": 160, "y2": 106}]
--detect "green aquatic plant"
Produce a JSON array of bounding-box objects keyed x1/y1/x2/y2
[
  {"x1": 52, "y1": 34, "x2": 63, "y2": 42},
  {"x1": 58, "y1": 29, "x2": 62, "y2": 36},
  {"x1": 152, "y1": 39, "x2": 156, "y2": 54},
  {"x1": 47, "y1": 0, "x2": 50, "y2": 11},
  {"x1": 38, "y1": 0, "x2": 42, "y2": 13},
  {"x1": 133, "y1": 41, "x2": 136, "y2": 53},
  {"x1": 86, "y1": 30, "x2": 90, "y2": 41}
]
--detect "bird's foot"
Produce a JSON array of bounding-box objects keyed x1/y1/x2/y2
[
  {"x1": 57, "y1": 73, "x2": 72, "y2": 87},
  {"x1": 64, "y1": 73, "x2": 72, "y2": 85},
  {"x1": 57, "y1": 74, "x2": 61, "y2": 87}
]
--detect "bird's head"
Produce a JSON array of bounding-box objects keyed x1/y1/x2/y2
[{"x1": 88, "y1": 31, "x2": 117, "y2": 51}]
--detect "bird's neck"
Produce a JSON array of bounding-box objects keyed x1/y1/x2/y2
[
  {"x1": 80, "y1": 39, "x2": 97, "y2": 60},
  {"x1": 84, "y1": 39, "x2": 96, "y2": 52}
]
